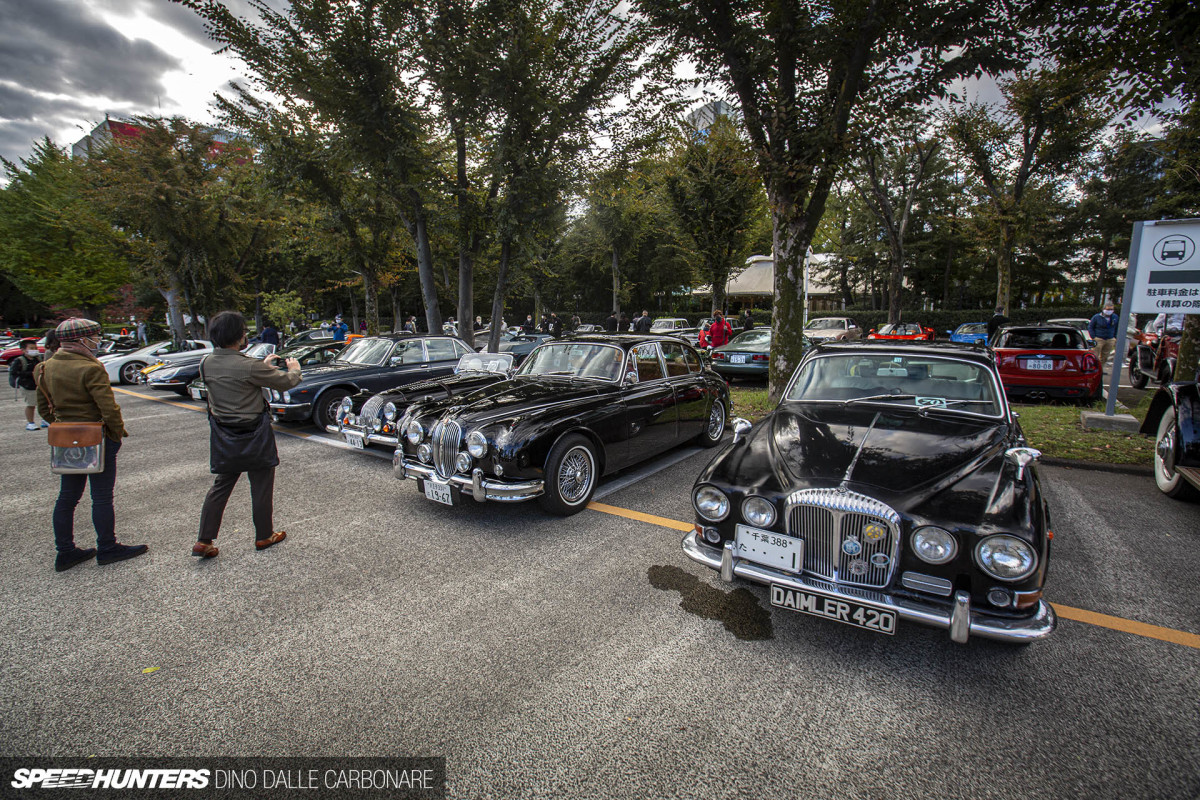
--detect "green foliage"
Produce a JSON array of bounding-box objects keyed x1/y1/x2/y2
[
  {"x1": 0, "y1": 139, "x2": 129, "y2": 312},
  {"x1": 261, "y1": 291, "x2": 306, "y2": 328}
]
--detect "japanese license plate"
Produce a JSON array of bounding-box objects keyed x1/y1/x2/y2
[
  {"x1": 189, "y1": 387, "x2": 203, "y2": 400},
  {"x1": 730, "y1": 353, "x2": 747, "y2": 364},
  {"x1": 770, "y1": 586, "x2": 897, "y2": 635},
  {"x1": 424, "y1": 480, "x2": 454, "y2": 505},
  {"x1": 1024, "y1": 358, "x2": 1054, "y2": 370},
  {"x1": 735, "y1": 524, "x2": 803, "y2": 573},
  {"x1": 343, "y1": 432, "x2": 364, "y2": 449}
]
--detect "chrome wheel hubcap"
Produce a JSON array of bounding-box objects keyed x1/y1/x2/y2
[
  {"x1": 1158, "y1": 429, "x2": 1176, "y2": 476},
  {"x1": 558, "y1": 447, "x2": 594, "y2": 505},
  {"x1": 707, "y1": 403, "x2": 725, "y2": 439}
]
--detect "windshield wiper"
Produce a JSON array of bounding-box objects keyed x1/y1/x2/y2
[
  {"x1": 839, "y1": 393, "x2": 916, "y2": 407},
  {"x1": 917, "y1": 399, "x2": 996, "y2": 416}
]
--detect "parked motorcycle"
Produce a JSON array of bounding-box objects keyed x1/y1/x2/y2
[{"x1": 1128, "y1": 329, "x2": 1180, "y2": 389}]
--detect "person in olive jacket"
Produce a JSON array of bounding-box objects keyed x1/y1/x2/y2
[
  {"x1": 192, "y1": 311, "x2": 301, "y2": 558},
  {"x1": 36, "y1": 318, "x2": 149, "y2": 572}
]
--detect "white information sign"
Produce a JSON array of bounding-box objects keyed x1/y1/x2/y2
[{"x1": 1128, "y1": 219, "x2": 1200, "y2": 314}]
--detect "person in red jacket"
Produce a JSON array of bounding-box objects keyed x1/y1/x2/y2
[{"x1": 709, "y1": 311, "x2": 733, "y2": 348}]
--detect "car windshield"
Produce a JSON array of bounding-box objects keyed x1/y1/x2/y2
[
  {"x1": 995, "y1": 329, "x2": 1088, "y2": 350},
  {"x1": 517, "y1": 343, "x2": 624, "y2": 381},
  {"x1": 786, "y1": 353, "x2": 1002, "y2": 416},
  {"x1": 335, "y1": 338, "x2": 394, "y2": 365},
  {"x1": 455, "y1": 352, "x2": 513, "y2": 374},
  {"x1": 242, "y1": 343, "x2": 275, "y2": 359},
  {"x1": 877, "y1": 323, "x2": 923, "y2": 336},
  {"x1": 957, "y1": 323, "x2": 988, "y2": 335},
  {"x1": 805, "y1": 319, "x2": 845, "y2": 330},
  {"x1": 651, "y1": 319, "x2": 682, "y2": 330},
  {"x1": 728, "y1": 329, "x2": 772, "y2": 347}
]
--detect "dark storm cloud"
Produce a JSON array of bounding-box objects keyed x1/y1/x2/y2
[
  {"x1": 0, "y1": 84, "x2": 92, "y2": 123},
  {"x1": 0, "y1": 0, "x2": 181, "y2": 103},
  {"x1": 0, "y1": 121, "x2": 62, "y2": 168}
]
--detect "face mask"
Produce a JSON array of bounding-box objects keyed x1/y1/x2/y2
[
  {"x1": 1103, "y1": 310, "x2": 1113, "y2": 317},
  {"x1": 26, "y1": 349, "x2": 38, "y2": 357}
]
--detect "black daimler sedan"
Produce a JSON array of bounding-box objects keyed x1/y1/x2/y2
[
  {"x1": 268, "y1": 334, "x2": 475, "y2": 428},
  {"x1": 395, "y1": 334, "x2": 730, "y2": 515},
  {"x1": 330, "y1": 352, "x2": 516, "y2": 449},
  {"x1": 684, "y1": 342, "x2": 1056, "y2": 645}
]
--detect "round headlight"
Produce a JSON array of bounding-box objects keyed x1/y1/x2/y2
[
  {"x1": 466, "y1": 431, "x2": 487, "y2": 458},
  {"x1": 455, "y1": 452, "x2": 472, "y2": 474},
  {"x1": 384, "y1": 402, "x2": 397, "y2": 421},
  {"x1": 340, "y1": 396, "x2": 353, "y2": 413},
  {"x1": 742, "y1": 497, "x2": 776, "y2": 528},
  {"x1": 282, "y1": 391, "x2": 291, "y2": 403},
  {"x1": 911, "y1": 526, "x2": 958, "y2": 565},
  {"x1": 372, "y1": 416, "x2": 382, "y2": 431},
  {"x1": 693, "y1": 486, "x2": 730, "y2": 522},
  {"x1": 417, "y1": 443, "x2": 432, "y2": 463},
  {"x1": 271, "y1": 389, "x2": 281, "y2": 402},
  {"x1": 976, "y1": 535, "x2": 1037, "y2": 582},
  {"x1": 406, "y1": 419, "x2": 424, "y2": 445}
]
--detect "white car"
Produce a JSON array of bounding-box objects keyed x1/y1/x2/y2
[{"x1": 99, "y1": 340, "x2": 213, "y2": 385}]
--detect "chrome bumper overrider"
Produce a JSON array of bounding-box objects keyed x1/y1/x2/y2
[
  {"x1": 682, "y1": 532, "x2": 1056, "y2": 644},
  {"x1": 324, "y1": 423, "x2": 399, "y2": 447},
  {"x1": 394, "y1": 457, "x2": 544, "y2": 503}
]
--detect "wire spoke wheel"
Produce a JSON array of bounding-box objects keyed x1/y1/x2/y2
[{"x1": 557, "y1": 446, "x2": 595, "y2": 505}]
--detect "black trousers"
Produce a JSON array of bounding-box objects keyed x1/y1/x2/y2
[{"x1": 198, "y1": 467, "x2": 275, "y2": 541}]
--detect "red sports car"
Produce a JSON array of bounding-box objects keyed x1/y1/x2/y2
[
  {"x1": 866, "y1": 322, "x2": 936, "y2": 341},
  {"x1": 992, "y1": 325, "x2": 1101, "y2": 403}
]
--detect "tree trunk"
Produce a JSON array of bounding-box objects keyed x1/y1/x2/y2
[
  {"x1": 767, "y1": 198, "x2": 818, "y2": 403},
  {"x1": 254, "y1": 270, "x2": 264, "y2": 332},
  {"x1": 391, "y1": 287, "x2": 402, "y2": 335},
  {"x1": 1176, "y1": 314, "x2": 1200, "y2": 382},
  {"x1": 712, "y1": 259, "x2": 729, "y2": 317},
  {"x1": 159, "y1": 280, "x2": 187, "y2": 343},
  {"x1": 886, "y1": 243, "x2": 904, "y2": 325},
  {"x1": 410, "y1": 196, "x2": 442, "y2": 335},
  {"x1": 611, "y1": 248, "x2": 621, "y2": 316},
  {"x1": 942, "y1": 241, "x2": 954, "y2": 309},
  {"x1": 487, "y1": 239, "x2": 512, "y2": 353},
  {"x1": 1093, "y1": 235, "x2": 1111, "y2": 306},
  {"x1": 363, "y1": 269, "x2": 379, "y2": 335},
  {"x1": 453, "y1": 124, "x2": 475, "y2": 349},
  {"x1": 533, "y1": 287, "x2": 543, "y2": 328},
  {"x1": 348, "y1": 286, "x2": 359, "y2": 334},
  {"x1": 995, "y1": 222, "x2": 1014, "y2": 314},
  {"x1": 182, "y1": 283, "x2": 201, "y2": 339}
]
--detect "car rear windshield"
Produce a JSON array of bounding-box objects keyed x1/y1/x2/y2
[
  {"x1": 786, "y1": 353, "x2": 1002, "y2": 415},
  {"x1": 957, "y1": 323, "x2": 988, "y2": 334},
  {"x1": 518, "y1": 343, "x2": 624, "y2": 381},
  {"x1": 805, "y1": 319, "x2": 844, "y2": 330},
  {"x1": 995, "y1": 329, "x2": 1087, "y2": 350},
  {"x1": 727, "y1": 329, "x2": 772, "y2": 347}
]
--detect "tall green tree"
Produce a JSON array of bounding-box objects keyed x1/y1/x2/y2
[
  {"x1": 189, "y1": 0, "x2": 444, "y2": 335},
  {"x1": 0, "y1": 139, "x2": 129, "y2": 314},
  {"x1": 662, "y1": 116, "x2": 767, "y2": 315},
  {"x1": 636, "y1": 0, "x2": 1031, "y2": 400},
  {"x1": 945, "y1": 66, "x2": 1109, "y2": 315}
]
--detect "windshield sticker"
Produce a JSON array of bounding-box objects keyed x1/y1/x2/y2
[{"x1": 916, "y1": 397, "x2": 947, "y2": 407}]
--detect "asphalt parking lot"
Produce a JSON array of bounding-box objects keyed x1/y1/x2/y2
[{"x1": 2, "y1": 386, "x2": 1198, "y2": 799}]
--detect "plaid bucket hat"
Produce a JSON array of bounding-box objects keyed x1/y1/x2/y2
[{"x1": 56, "y1": 318, "x2": 103, "y2": 341}]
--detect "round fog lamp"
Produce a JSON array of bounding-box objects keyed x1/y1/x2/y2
[
  {"x1": 703, "y1": 527, "x2": 721, "y2": 544},
  {"x1": 912, "y1": 527, "x2": 957, "y2": 565},
  {"x1": 384, "y1": 402, "x2": 397, "y2": 421},
  {"x1": 466, "y1": 431, "x2": 487, "y2": 458},
  {"x1": 372, "y1": 417, "x2": 382, "y2": 431},
  {"x1": 340, "y1": 397, "x2": 353, "y2": 414},
  {"x1": 742, "y1": 497, "x2": 776, "y2": 528},
  {"x1": 417, "y1": 443, "x2": 433, "y2": 463},
  {"x1": 976, "y1": 535, "x2": 1037, "y2": 581},
  {"x1": 406, "y1": 419, "x2": 424, "y2": 445},
  {"x1": 694, "y1": 486, "x2": 730, "y2": 522},
  {"x1": 455, "y1": 452, "x2": 472, "y2": 474},
  {"x1": 987, "y1": 589, "x2": 1012, "y2": 607}
]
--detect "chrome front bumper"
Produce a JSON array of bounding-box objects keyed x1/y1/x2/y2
[
  {"x1": 682, "y1": 531, "x2": 1056, "y2": 644},
  {"x1": 394, "y1": 457, "x2": 544, "y2": 503},
  {"x1": 323, "y1": 422, "x2": 399, "y2": 447}
]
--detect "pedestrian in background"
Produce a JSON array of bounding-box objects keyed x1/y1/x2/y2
[
  {"x1": 618, "y1": 313, "x2": 631, "y2": 332},
  {"x1": 741, "y1": 310, "x2": 755, "y2": 332},
  {"x1": 260, "y1": 321, "x2": 280, "y2": 347},
  {"x1": 986, "y1": 307, "x2": 1009, "y2": 341},
  {"x1": 9, "y1": 337, "x2": 46, "y2": 430},
  {"x1": 192, "y1": 311, "x2": 301, "y2": 559},
  {"x1": 604, "y1": 312, "x2": 618, "y2": 332},
  {"x1": 36, "y1": 318, "x2": 147, "y2": 571},
  {"x1": 549, "y1": 313, "x2": 563, "y2": 338},
  {"x1": 633, "y1": 310, "x2": 652, "y2": 333},
  {"x1": 709, "y1": 311, "x2": 733, "y2": 348},
  {"x1": 136, "y1": 320, "x2": 147, "y2": 345},
  {"x1": 330, "y1": 315, "x2": 349, "y2": 342},
  {"x1": 1088, "y1": 302, "x2": 1119, "y2": 371}
]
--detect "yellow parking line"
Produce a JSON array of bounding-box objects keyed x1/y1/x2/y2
[
  {"x1": 1050, "y1": 603, "x2": 1200, "y2": 650},
  {"x1": 586, "y1": 502, "x2": 1200, "y2": 651},
  {"x1": 586, "y1": 501, "x2": 695, "y2": 532}
]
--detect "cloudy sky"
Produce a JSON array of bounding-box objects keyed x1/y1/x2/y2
[{"x1": 0, "y1": 0, "x2": 256, "y2": 167}]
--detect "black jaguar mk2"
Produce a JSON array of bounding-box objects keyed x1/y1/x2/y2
[
  {"x1": 394, "y1": 335, "x2": 730, "y2": 515},
  {"x1": 684, "y1": 342, "x2": 1056, "y2": 645}
]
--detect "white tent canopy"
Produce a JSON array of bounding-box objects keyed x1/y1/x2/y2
[{"x1": 692, "y1": 253, "x2": 837, "y2": 296}]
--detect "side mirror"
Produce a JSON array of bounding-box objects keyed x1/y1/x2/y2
[
  {"x1": 732, "y1": 417, "x2": 753, "y2": 443},
  {"x1": 1005, "y1": 446, "x2": 1041, "y2": 480}
]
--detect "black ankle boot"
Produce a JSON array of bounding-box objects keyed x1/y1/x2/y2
[
  {"x1": 96, "y1": 543, "x2": 149, "y2": 565},
  {"x1": 55, "y1": 547, "x2": 97, "y2": 572}
]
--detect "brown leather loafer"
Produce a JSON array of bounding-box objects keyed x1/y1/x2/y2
[
  {"x1": 191, "y1": 541, "x2": 218, "y2": 558},
  {"x1": 255, "y1": 531, "x2": 287, "y2": 550}
]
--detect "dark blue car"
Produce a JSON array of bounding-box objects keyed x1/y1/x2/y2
[{"x1": 948, "y1": 322, "x2": 989, "y2": 345}]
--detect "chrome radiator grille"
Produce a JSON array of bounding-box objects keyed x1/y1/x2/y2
[
  {"x1": 431, "y1": 419, "x2": 463, "y2": 480},
  {"x1": 360, "y1": 394, "x2": 386, "y2": 423},
  {"x1": 784, "y1": 488, "x2": 901, "y2": 588}
]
